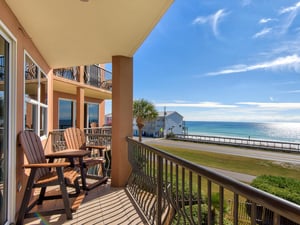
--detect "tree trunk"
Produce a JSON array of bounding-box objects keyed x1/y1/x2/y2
[{"x1": 136, "y1": 117, "x2": 144, "y2": 142}]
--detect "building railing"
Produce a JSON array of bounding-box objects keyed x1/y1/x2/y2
[
  {"x1": 46, "y1": 127, "x2": 112, "y2": 152},
  {"x1": 84, "y1": 64, "x2": 112, "y2": 91},
  {"x1": 53, "y1": 67, "x2": 79, "y2": 81},
  {"x1": 126, "y1": 137, "x2": 300, "y2": 225},
  {"x1": 172, "y1": 134, "x2": 300, "y2": 152},
  {"x1": 53, "y1": 65, "x2": 112, "y2": 91}
]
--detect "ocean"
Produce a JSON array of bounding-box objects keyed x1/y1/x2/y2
[{"x1": 184, "y1": 121, "x2": 300, "y2": 143}]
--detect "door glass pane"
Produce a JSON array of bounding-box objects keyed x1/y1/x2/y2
[
  {"x1": 88, "y1": 103, "x2": 99, "y2": 127},
  {"x1": 59, "y1": 100, "x2": 75, "y2": 129},
  {"x1": 0, "y1": 34, "x2": 9, "y2": 224}
]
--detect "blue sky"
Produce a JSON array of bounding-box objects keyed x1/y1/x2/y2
[{"x1": 108, "y1": 0, "x2": 300, "y2": 122}]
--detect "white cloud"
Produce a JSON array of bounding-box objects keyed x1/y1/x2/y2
[
  {"x1": 253, "y1": 27, "x2": 272, "y2": 38},
  {"x1": 259, "y1": 18, "x2": 273, "y2": 24},
  {"x1": 155, "y1": 101, "x2": 237, "y2": 108},
  {"x1": 193, "y1": 9, "x2": 229, "y2": 37},
  {"x1": 279, "y1": 1, "x2": 300, "y2": 14},
  {"x1": 168, "y1": 104, "x2": 300, "y2": 122},
  {"x1": 278, "y1": 1, "x2": 300, "y2": 34},
  {"x1": 238, "y1": 102, "x2": 300, "y2": 109},
  {"x1": 206, "y1": 54, "x2": 300, "y2": 76},
  {"x1": 285, "y1": 90, "x2": 300, "y2": 93}
]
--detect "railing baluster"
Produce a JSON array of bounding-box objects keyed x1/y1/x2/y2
[
  {"x1": 156, "y1": 155, "x2": 163, "y2": 225},
  {"x1": 219, "y1": 186, "x2": 224, "y2": 225},
  {"x1": 207, "y1": 180, "x2": 212, "y2": 225},
  {"x1": 197, "y1": 175, "x2": 202, "y2": 225},
  {"x1": 251, "y1": 201, "x2": 257, "y2": 225},
  {"x1": 189, "y1": 171, "x2": 194, "y2": 223},
  {"x1": 233, "y1": 193, "x2": 239, "y2": 225}
]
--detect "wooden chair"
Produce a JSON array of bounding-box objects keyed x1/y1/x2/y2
[
  {"x1": 64, "y1": 127, "x2": 108, "y2": 190},
  {"x1": 16, "y1": 131, "x2": 84, "y2": 225}
]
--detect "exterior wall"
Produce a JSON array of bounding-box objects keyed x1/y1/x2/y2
[
  {"x1": 141, "y1": 111, "x2": 184, "y2": 137},
  {"x1": 53, "y1": 91, "x2": 105, "y2": 129},
  {"x1": 165, "y1": 112, "x2": 184, "y2": 134},
  {"x1": 0, "y1": 1, "x2": 51, "y2": 221},
  {"x1": 0, "y1": 3, "x2": 108, "y2": 221}
]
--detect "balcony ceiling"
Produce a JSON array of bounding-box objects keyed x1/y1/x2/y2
[{"x1": 5, "y1": 0, "x2": 173, "y2": 68}]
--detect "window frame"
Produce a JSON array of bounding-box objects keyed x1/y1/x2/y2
[
  {"x1": 24, "y1": 52, "x2": 48, "y2": 138},
  {"x1": 0, "y1": 20, "x2": 17, "y2": 225}
]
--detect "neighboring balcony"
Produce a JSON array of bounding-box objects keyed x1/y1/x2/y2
[
  {"x1": 25, "y1": 131, "x2": 300, "y2": 225},
  {"x1": 53, "y1": 65, "x2": 112, "y2": 98}
]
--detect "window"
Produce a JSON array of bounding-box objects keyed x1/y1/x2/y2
[
  {"x1": 24, "y1": 54, "x2": 48, "y2": 136},
  {"x1": 84, "y1": 103, "x2": 99, "y2": 128},
  {"x1": 58, "y1": 99, "x2": 76, "y2": 129}
]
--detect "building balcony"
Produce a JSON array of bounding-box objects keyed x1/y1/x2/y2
[
  {"x1": 52, "y1": 65, "x2": 112, "y2": 100},
  {"x1": 24, "y1": 132, "x2": 300, "y2": 224}
]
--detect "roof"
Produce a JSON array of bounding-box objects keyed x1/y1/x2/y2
[
  {"x1": 158, "y1": 111, "x2": 184, "y2": 118},
  {"x1": 6, "y1": 0, "x2": 173, "y2": 68}
]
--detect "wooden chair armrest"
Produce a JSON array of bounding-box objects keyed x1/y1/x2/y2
[
  {"x1": 85, "y1": 145, "x2": 106, "y2": 149},
  {"x1": 23, "y1": 162, "x2": 71, "y2": 168}
]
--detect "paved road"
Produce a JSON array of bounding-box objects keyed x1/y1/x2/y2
[
  {"x1": 142, "y1": 138, "x2": 300, "y2": 182},
  {"x1": 144, "y1": 138, "x2": 300, "y2": 164}
]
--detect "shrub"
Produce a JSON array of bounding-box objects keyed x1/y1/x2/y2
[{"x1": 251, "y1": 175, "x2": 300, "y2": 205}]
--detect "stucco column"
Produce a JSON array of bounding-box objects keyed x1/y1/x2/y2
[
  {"x1": 111, "y1": 56, "x2": 133, "y2": 187},
  {"x1": 76, "y1": 87, "x2": 84, "y2": 129}
]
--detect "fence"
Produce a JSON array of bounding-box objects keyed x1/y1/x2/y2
[
  {"x1": 126, "y1": 137, "x2": 300, "y2": 225},
  {"x1": 172, "y1": 134, "x2": 300, "y2": 152}
]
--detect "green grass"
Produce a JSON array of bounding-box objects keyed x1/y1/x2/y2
[{"x1": 150, "y1": 144, "x2": 300, "y2": 180}]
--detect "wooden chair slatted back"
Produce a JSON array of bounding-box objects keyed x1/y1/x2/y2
[
  {"x1": 18, "y1": 131, "x2": 49, "y2": 179},
  {"x1": 64, "y1": 128, "x2": 86, "y2": 150}
]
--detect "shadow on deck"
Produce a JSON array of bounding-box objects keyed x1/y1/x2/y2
[{"x1": 24, "y1": 179, "x2": 147, "y2": 225}]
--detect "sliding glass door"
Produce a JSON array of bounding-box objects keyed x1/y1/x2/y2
[{"x1": 0, "y1": 33, "x2": 9, "y2": 224}]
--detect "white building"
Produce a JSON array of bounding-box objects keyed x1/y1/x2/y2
[{"x1": 134, "y1": 111, "x2": 184, "y2": 138}]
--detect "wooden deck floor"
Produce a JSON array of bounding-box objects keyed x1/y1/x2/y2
[{"x1": 24, "y1": 179, "x2": 147, "y2": 225}]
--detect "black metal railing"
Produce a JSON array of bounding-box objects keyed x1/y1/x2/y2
[
  {"x1": 53, "y1": 65, "x2": 112, "y2": 91},
  {"x1": 84, "y1": 65, "x2": 112, "y2": 90},
  {"x1": 172, "y1": 134, "x2": 300, "y2": 152},
  {"x1": 126, "y1": 137, "x2": 300, "y2": 225},
  {"x1": 53, "y1": 67, "x2": 79, "y2": 81}
]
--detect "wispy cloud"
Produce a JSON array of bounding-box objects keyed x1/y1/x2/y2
[
  {"x1": 278, "y1": 1, "x2": 300, "y2": 34},
  {"x1": 193, "y1": 9, "x2": 229, "y2": 37},
  {"x1": 241, "y1": 0, "x2": 251, "y2": 7},
  {"x1": 279, "y1": 1, "x2": 300, "y2": 14},
  {"x1": 259, "y1": 18, "x2": 273, "y2": 24},
  {"x1": 155, "y1": 101, "x2": 237, "y2": 108},
  {"x1": 238, "y1": 102, "x2": 300, "y2": 109},
  {"x1": 285, "y1": 90, "x2": 300, "y2": 93},
  {"x1": 154, "y1": 101, "x2": 300, "y2": 122},
  {"x1": 253, "y1": 27, "x2": 272, "y2": 38},
  {"x1": 206, "y1": 54, "x2": 300, "y2": 76}
]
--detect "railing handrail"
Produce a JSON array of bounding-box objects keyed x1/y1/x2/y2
[
  {"x1": 127, "y1": 136, "x2": 300, "y2": 224},
  {"x1": 173, "y1": 133, "x2": 300, "y2": 152}
]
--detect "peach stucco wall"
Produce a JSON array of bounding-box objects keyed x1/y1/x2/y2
[
  {"x1": 0, "y1": 0, "x2": 51, "y2": 216},
  {"x1": 111, "y1": 56, "x2": 133, "y2": 187}
]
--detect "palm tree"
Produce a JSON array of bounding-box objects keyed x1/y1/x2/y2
[{"x1": 133, "y1": 99, "x2": 158, "y2": 142}]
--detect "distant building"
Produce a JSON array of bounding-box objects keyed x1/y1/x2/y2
[
  {"x1": 133, "y1": 111, "x2": 184, "y2": 138},
  {"x1": 105, "y1": 113, "x2": 112, "y2": 126}
]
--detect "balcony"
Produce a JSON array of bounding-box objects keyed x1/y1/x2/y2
[
  {"x1": 53, "y1": 65, "x2": 112, "y2": 92},
  {"x1": 24, "y1": 134, "x2": 300, "y2": 224}
]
